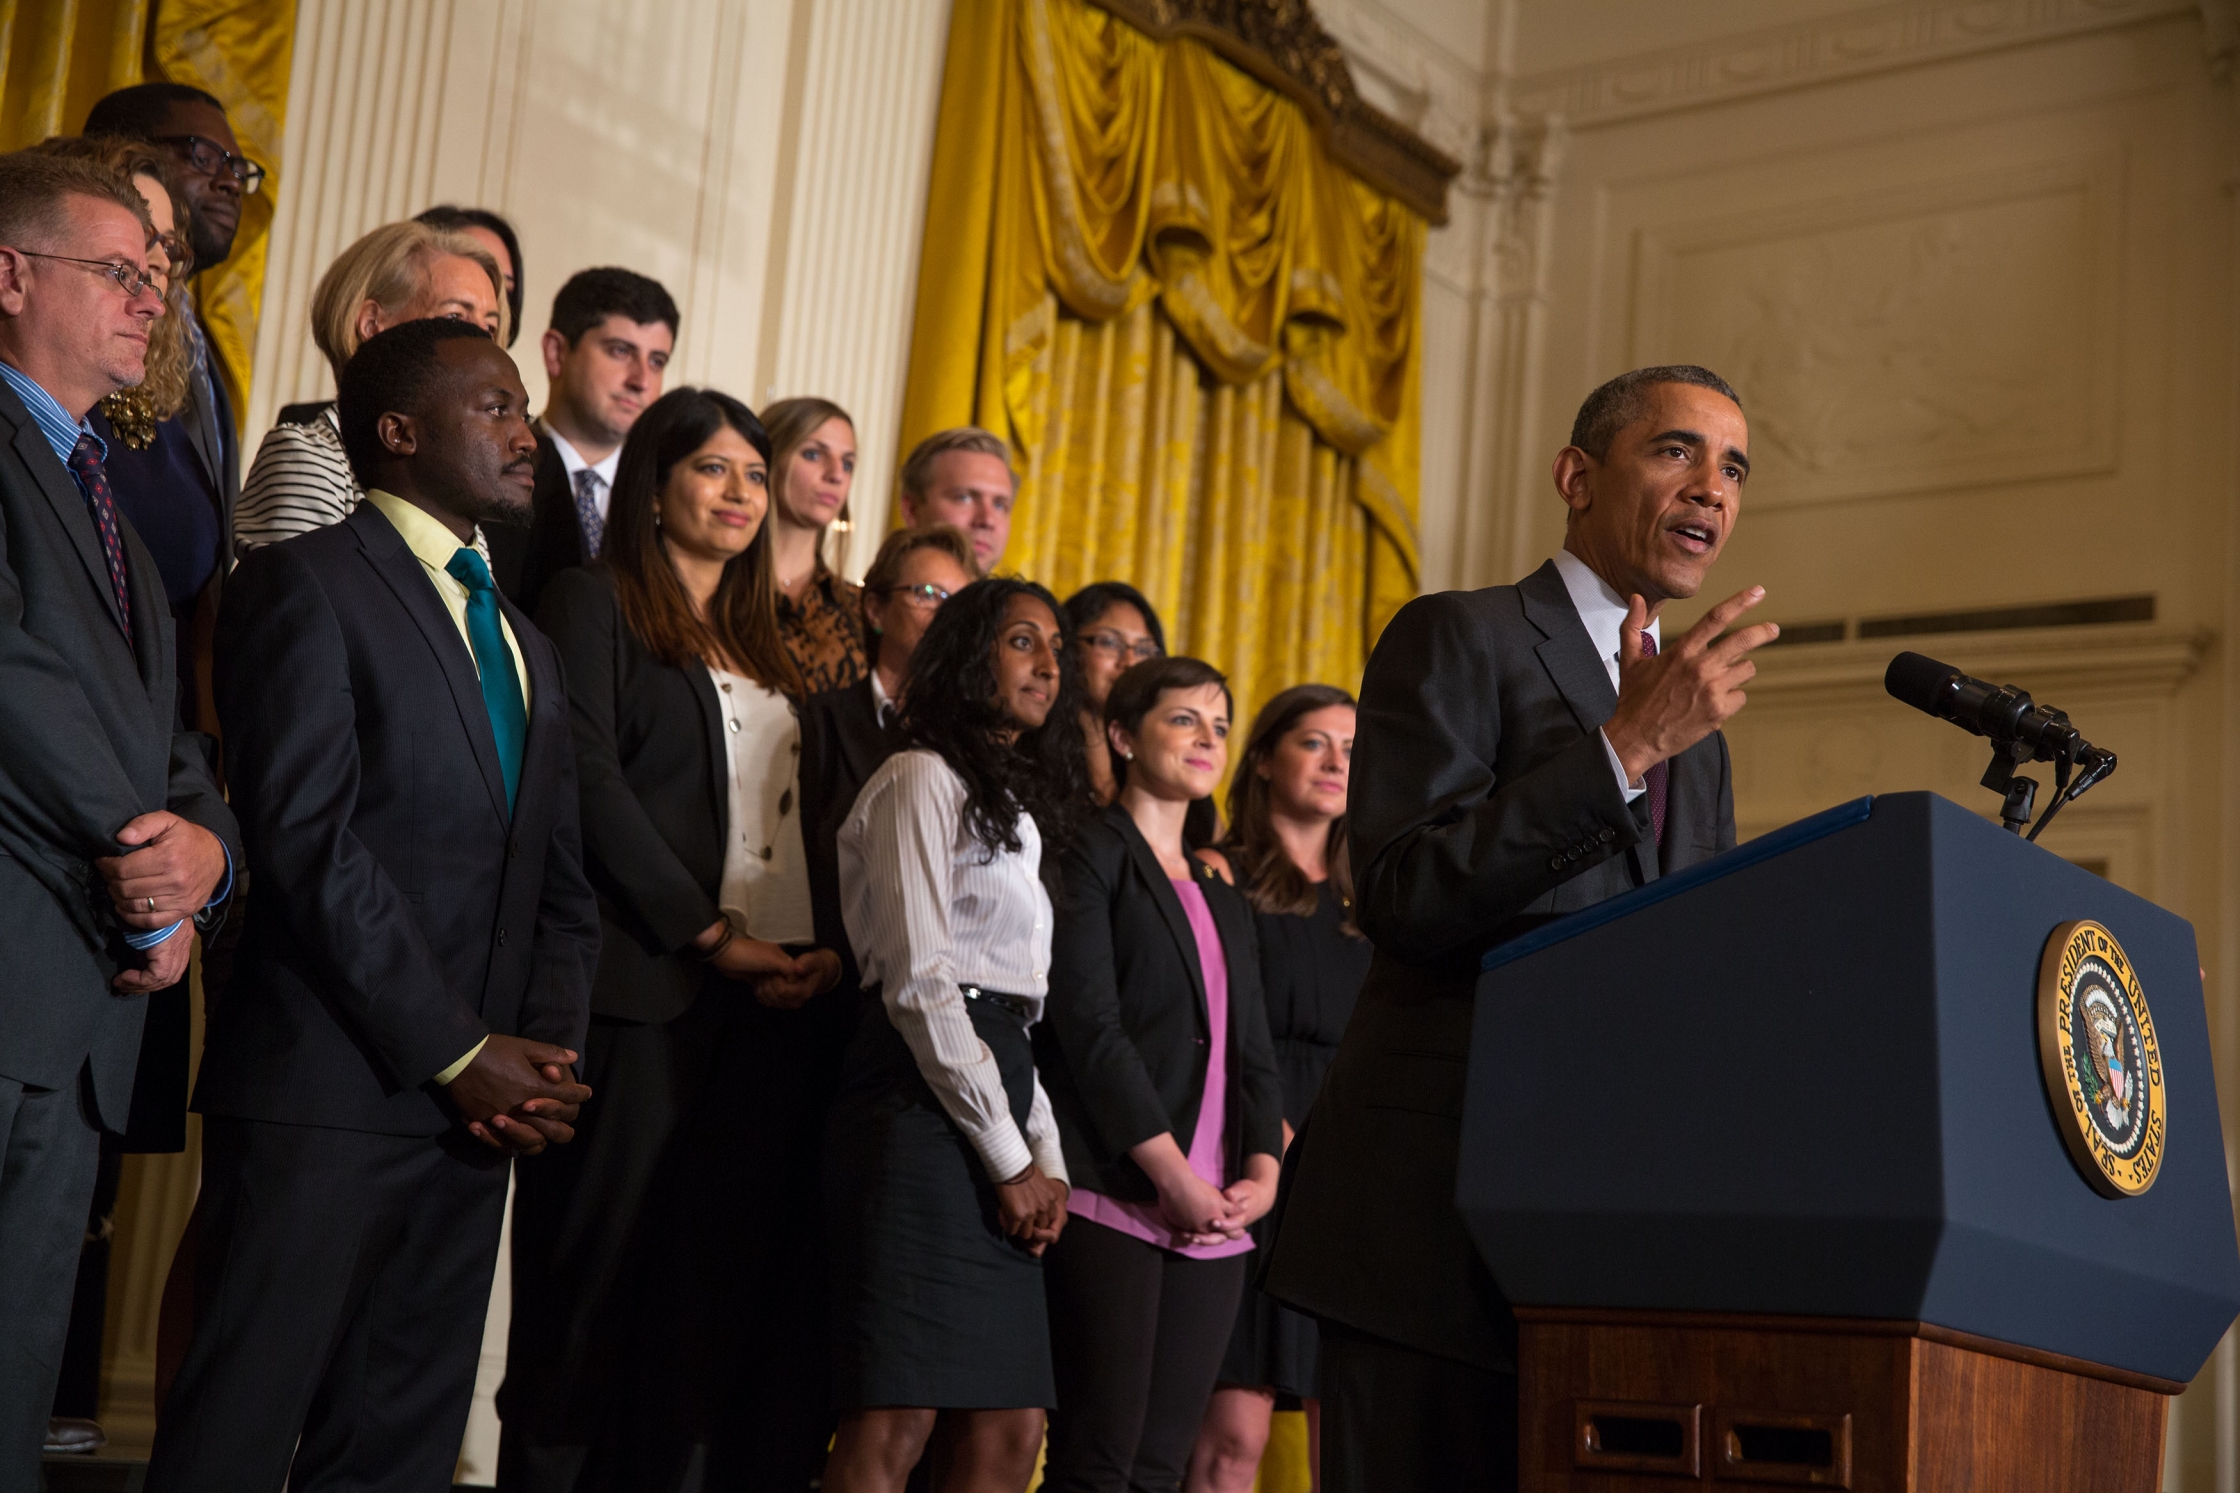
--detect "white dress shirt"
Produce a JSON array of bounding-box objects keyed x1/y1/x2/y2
[
  {"x1": 708, "y1": 665, "x2": 814, "y2": 945},
  {"x1": 839, "y1": 749, "x2": 1067, "y2": 1186},
  {"x1": 1551, "y1": 548, "x2": 1657, "y2": 801},
  {"x1": 545, "y1": 426, "x2": 620, "y2": 521}
]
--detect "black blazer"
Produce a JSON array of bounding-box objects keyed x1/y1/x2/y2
[
  {"x1": 1039, "y1": 805, "x2": 1284, "y2": 1202},
  {"x1": 797, "y1": 676, "x2": 904, "y2": 986},
  {"x1": 535, "y1": 566, "x2": 731, "y2": 1024},
  {"x1": 489, "y1": 433, "x2": 583, "y2": 614},
  {"x1": 202, "y1": 502, "x2": 600, "y2": 1137},
  {"x1": 0, "y1": 380, "x2": 241, "y2": 1133},
  {"x1": 1264, "y1": 560, "x2": 1734, "y2": 1371}
]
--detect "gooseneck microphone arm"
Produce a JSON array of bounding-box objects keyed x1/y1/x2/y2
[{"x1": 1882, "y1": 651, "x2": 2117, "y2": 840}]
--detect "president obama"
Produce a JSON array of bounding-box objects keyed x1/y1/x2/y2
[{"x1": 1264, "y1": 365, "x2": 1780, "y2": 1491}]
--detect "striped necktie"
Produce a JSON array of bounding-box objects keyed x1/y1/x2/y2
[
  {"x1": 66, "y1": 435, "x2": 133, "y2": 646},
  {"x1": 445, "y1": 546, "x2": 527, "y2": 813},
  {"x1": 572, "y1": 468, "x2": 605, "y2": 558}
]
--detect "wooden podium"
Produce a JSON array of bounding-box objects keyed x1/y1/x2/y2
[
  {"x1": 1458, "y1": 795, "x2": 2240, "y2": 1492},
  {"x1": 1518, "y1": 1309, "x2": 2173, "y2": 1492}
]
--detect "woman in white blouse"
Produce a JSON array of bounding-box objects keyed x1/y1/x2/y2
[
  {"x1": 519, "y1": 387, "x2": 843, "y2": 1487},
  {"x1": 822, "y1": 576, "x2": 1092, "y2": 1493}
]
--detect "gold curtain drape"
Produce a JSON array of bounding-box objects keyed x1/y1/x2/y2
[
  {"x1": 0, "y1": 0, "x2": 293, "y2": 429},
  {"x1": 900, "y1": 0, "x2": 1425, "y2": 719}
]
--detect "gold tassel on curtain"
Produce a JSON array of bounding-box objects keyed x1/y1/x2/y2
[
  {"x1": 0, "y1": 0, "x2": 293, "y2": 433},
  {"x1": 900, "y1": 0, "x2": 1424, "y2": 730}
]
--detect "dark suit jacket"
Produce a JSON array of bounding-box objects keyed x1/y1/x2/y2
[
  {"x1": 798, "y1": 676, "x2": 904, "y2": 988},
  {"x1": 202, "y1": 502, "x2": 600, "y2": 1137},
  {"x1": 534, "y1": 566, "x2": 730, "y2": 1024},
  {"x1": 0, "y1": 379, "x2": 241, "y2": 1132},
  {"x1": 1263, "y1": 560, "x2": 1735, "y2": 1371},
  {"x1": 1038, "y1": 805, "x2": 1285, "y2": 1202},
  {"x1": 489, "y1": 433, "x2": 582, "y2": 614}
]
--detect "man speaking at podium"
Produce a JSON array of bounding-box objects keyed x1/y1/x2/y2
[{"x1": 1264, "y1": 365, "x2": 1780, "y2": 1491}]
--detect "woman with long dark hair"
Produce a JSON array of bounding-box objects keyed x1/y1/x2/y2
[
  {"x1": 1037, "y1": 657, "x2": 1284, "y2": 1493},
  {"x1": 1062, "y1": 582, "x2": 1165, "y2": 804},
  {"x1": 823, "y1": 578, "x2": 1089, "y2": 1493},
  {"x1": 1185, "y1": 685, "x2": 1367, "y2": 1493},
  {"x1": 506, "y1": 387, "x2": 842, "y2": 1491}
]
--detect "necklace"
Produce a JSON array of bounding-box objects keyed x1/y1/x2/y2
[{"x1": 100, "y1": 387, "x2": 158, "y2": 450}]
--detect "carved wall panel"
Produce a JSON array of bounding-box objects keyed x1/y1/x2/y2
[{"x1": 1628, "y1": 151, "x2": 2122, "y2": 508}]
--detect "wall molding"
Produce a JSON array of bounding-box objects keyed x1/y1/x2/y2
[
  {"x1": 1512, "y1": 0, "x2": 2193, "y2": 128},
  {"x1": 1747, "y1": 623, "x2": 2211, "y2": 707}
]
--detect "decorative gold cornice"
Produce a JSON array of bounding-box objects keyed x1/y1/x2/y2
[{"x1": 1087, "y1": 0, "x2": 1462, "y2": 224}]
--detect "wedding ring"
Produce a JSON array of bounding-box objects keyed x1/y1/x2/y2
[{"x1": 145, "y1": 896, "x2": 156, "y2": 912}]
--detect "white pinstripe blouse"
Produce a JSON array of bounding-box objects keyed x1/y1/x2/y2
[{"x1": 839, "y1": 749, "x2": 1068, "y2": 1187}]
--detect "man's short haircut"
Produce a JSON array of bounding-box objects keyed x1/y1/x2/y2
[
  {"x1": 899, "y1": 426, "x2": 1015, "y2": 501},
  {"x1": 0, "y1": 150, "x2": 153, "y2": 253},
  {"x1": 337, "y1": 318, "x2": 495, "y2": 487},
  {"x1": 82, "y1": 83, "x2": 225, "y2": 141},
  {"x1": 309, "y1": 220, "x2": 506, "y2": 380},
  {"x1": 1569, "y1": 365, "x2": 1742, "y2": 461},
  {"x1": 548, "y1": 267, "x2": 679, "y2": 344},
  {"x1": 859, "y1": 523, "x2": 975, "y2": 647},
  {"x1": 415, "y1": 205, "x2": 524, "y2": 347}
]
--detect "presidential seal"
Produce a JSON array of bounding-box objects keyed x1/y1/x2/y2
[{"x1": 2037, "y1": 920, "x2": 2166, "y2": 1198}]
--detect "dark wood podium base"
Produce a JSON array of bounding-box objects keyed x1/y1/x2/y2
[{"x1": 1517, "y1": 1308, "x2": 2178, "y2": 1492}]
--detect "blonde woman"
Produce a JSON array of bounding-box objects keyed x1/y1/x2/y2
[
  {"x1": 233, "y1": 220, "x2": 507, "y2": 553},
  {"x1": 760, "y1": 396, "x2": 867, "y2": 691}
]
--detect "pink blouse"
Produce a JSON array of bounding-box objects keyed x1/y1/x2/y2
[{"x1": 1071, "y1": 878, "x2": 1254, "y2": 1260}]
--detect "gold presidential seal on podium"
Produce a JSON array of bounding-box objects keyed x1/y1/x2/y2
[{"x1": 2038, "y1": 920, "x2": 2166, "y2": 1197}]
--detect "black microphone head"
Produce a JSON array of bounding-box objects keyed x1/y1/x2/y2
[{"x1": 1885, "y1": 652, "x2": 1962, "y2": 713}]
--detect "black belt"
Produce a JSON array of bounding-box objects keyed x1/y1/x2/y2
[{"x1": 959, "y1": 985, "x2": 1034, "y2": 1023}]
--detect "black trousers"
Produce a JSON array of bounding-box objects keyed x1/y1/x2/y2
[
  {"x1": 1318, "y1": 1321, "x2": 1518, "y2": 1493},
  {"x1": 0, "y1": 1074, "x2": 101, "y2": 1493},
  {"x1": 501, "y1": 988, "x2": 848, "y2": 1492},
  {"x1": 1042, "y1": 1216, "x2": 1247, "y2": 1493},
  {"x1": 144, "y1": 1115, "x2": 509, "y2": 1493}
]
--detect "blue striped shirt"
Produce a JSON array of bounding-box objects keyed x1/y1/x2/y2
[{"x1": 0, "y1": 358, "x2": 227, "y2": 947}]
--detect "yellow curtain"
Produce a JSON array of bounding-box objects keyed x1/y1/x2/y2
[
  {"x1": 0, "y1": 0, "x2": 293, "y2": 430},
  {"x1": 901, "y1": 0, "x2": 1424, "y2": 722}
]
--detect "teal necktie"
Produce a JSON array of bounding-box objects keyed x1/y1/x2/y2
[{"x1": 445, "y1": 547, "x2": 526, "y2": 813}]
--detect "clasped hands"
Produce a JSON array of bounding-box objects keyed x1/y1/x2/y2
[
  {"x1": 997, "y1": 1164, "x2": 1069, "y2": 1256},
  {"x1": 691, "y1": 919, "x2": 842, "y2": 1009},
  {"x1": 1135, "y1": 1133, "x2": 1279, "y2": 1249},
  {"x1": 95, "y1": 810, "x2": 230, "y2": 994},
  {"x1": 447, "y1": 1034, "x2": 592, "y2": 1156},
  {"x1": 1601, "y1": 585, "x2": 1781, "y2": 788}
]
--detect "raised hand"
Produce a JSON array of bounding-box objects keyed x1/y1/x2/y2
[
  {"x1": 447, "y1": 1034, "x2": 591, "y2": 1155},
  {"x1": 1603, "y1": 585, "x2": 1780, "y2": 785},
  {"x1": 98, "y1": 811, "x2": 228, "y2": 929}
]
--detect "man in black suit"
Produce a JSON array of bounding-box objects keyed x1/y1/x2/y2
[
  {"x1": 487, "y1": 267, "x2": 676, "y2": 611},
  {"x1": 145, "y1": 319, "x2": 601, "y2": 1492},
  {"x1": 1264, "y1": 365, "x2": 1781, "y2": 1492},
  {"x1": 0, "y1": 150, "x2": 240, "y2": 1487}
]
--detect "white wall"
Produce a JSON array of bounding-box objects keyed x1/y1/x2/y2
[{"x1": 249, "y1": 0, "x2": 953, "y2": 580}]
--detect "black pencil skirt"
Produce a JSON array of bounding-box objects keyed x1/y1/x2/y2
[{"x1": 824, "y1": 992, "x2": 1055, "y2": 1412}]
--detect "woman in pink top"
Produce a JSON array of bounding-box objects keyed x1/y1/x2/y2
[{"x1": 1038, "y1": 657, "x2": 1285, "y2": 1492}]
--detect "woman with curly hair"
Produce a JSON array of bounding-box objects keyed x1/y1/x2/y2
[{"x1": 823, "y1": 577, "x2": 1090, "y2": 1493}]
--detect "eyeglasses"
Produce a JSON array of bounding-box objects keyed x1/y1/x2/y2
[
  {"x1": 1081, "y1": 630, "x2": 1161, "y2": 663},
  {"x1": 154, "y1": 134, "x2": 266, "y2": 194},
  {"x1": 877, "y1": 582, "x2": 953, "y2": 608},
  {"x1": 6, "y1": 250, "x2": 160, "y2": 299}
]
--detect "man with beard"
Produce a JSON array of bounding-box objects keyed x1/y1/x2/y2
[{"x1": 145, "y1": 320, "x2": 602, "y2": 1492}]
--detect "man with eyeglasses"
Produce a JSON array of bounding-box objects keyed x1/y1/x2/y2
[
  {"x1": 84, "y1": 82, "x2": 257, "y2": 603},
  {"x1": 0, "y1": 149, "x2": 241, "y2": 1489}
]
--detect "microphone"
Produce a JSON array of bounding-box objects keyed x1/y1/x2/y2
[{"x1": 1882, "y1": 651, "x2": 2094, "y2": 764}]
